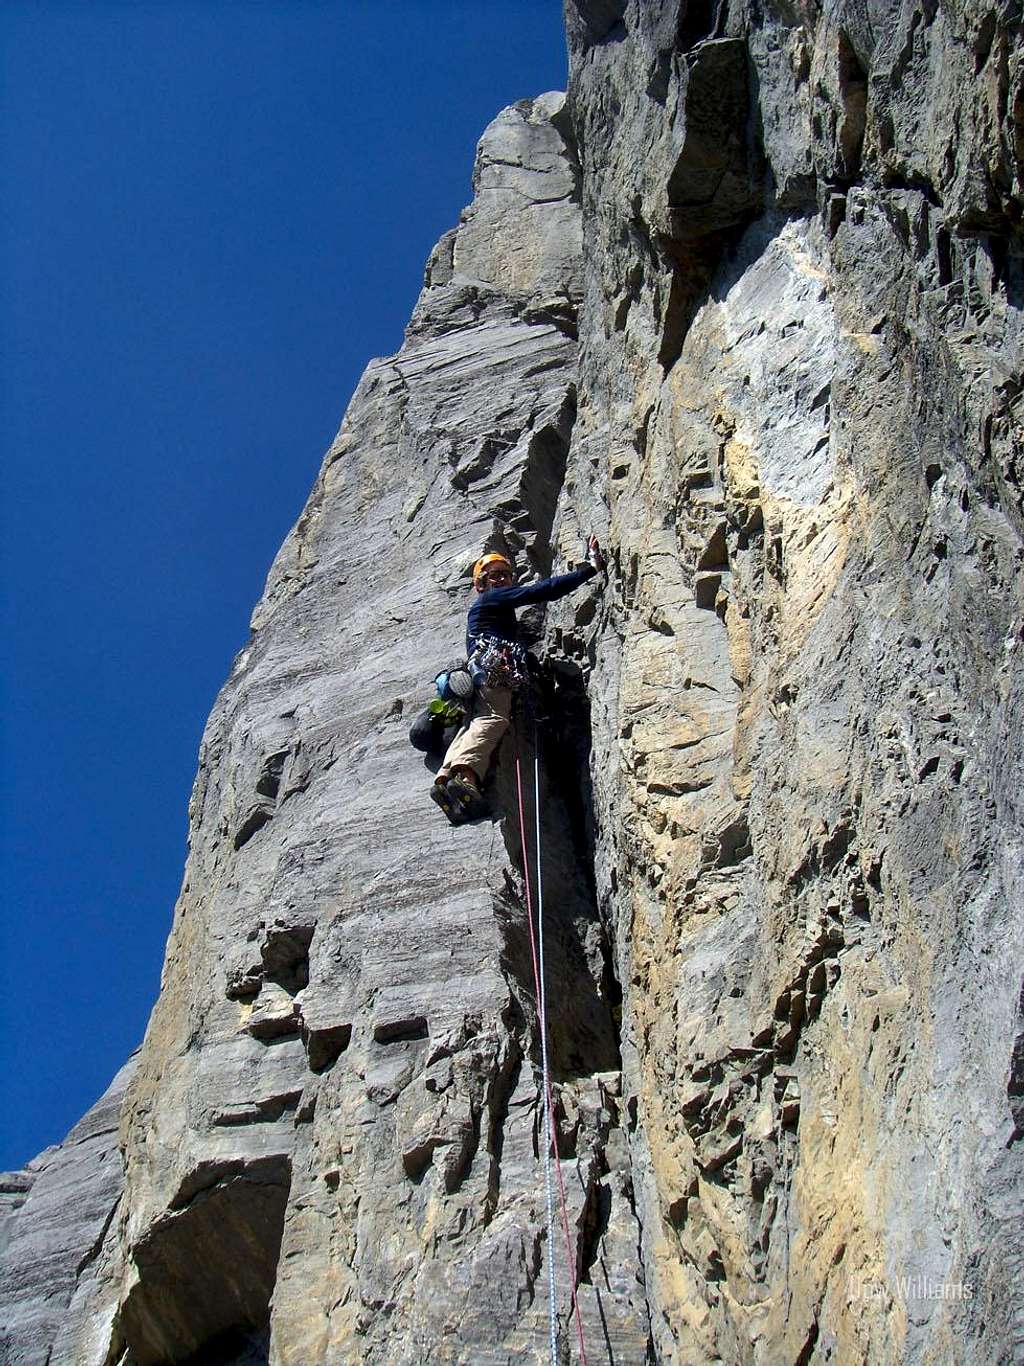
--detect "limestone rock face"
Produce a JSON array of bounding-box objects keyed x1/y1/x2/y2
[
  {"x1": 3, "y1": 92, "x2": 647, "y2": 1366},
  {"x1": 562, "y1": 0, "x2": 1023, "y2": 1362},
  {"x1": 0, "y1": 1056, "x2": 137, "y2": 1366},
  {"x1": 3, "y1": 4, "x2": 1022, "y2": 1363}
]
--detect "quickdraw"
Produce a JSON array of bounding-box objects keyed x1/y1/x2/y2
[{"x1": 470, "y1": 636, "x2": 531, "y2": 691}]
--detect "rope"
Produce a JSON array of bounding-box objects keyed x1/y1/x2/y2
[
  {"x1": 533, "y1": 738, "x2": 589, "y2": 1366},
  {"x1": 514, "y1": 721, "x2": 589, "y2": 1366},
  {"x1": 514, "y1": 745, "x2": 558, "y2": 1365}
]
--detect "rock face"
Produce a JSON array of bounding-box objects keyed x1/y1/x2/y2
[
  {"x1": 0, "y1": 1056, "x2": 137, "y2": 1366},
  {"x1": 2, "y1": 3, "x2": 1022, "y2": 1363},
  {"x1": 563, "y1": 2, "x2": 1023, "y2": 1361}
]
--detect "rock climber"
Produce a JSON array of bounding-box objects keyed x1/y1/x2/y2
[{"x1": 431, "y1": 535, "x2": 606, "y2": 819}]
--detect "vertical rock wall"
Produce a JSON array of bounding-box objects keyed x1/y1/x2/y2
[
  {"x1": 2, "y1": 3, "x2": 1021, "y2": 1363},
  {"x1": 0, "y1": 93, "x2": 650, "y2": 1366},
  {"x1": 560, "y1": 0, "x2": 1023, "y2": 1362},
  {"x1": 0, "y1": 1057, "x2": 137, "y2": 1366}
]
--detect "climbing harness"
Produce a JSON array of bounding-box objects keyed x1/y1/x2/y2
[
  {"x1": 514, "y1": 718, "x2": 589, "y2": 1366},
  {"x1": 470, "y1": 636, "x2": 531, "y2": 691}
]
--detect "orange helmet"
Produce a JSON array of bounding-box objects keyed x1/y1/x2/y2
[{"x1": 473, "y1": 552, "x2": 514, "y2": 585}]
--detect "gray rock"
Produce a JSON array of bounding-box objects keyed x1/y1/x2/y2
[
  {"x1": 0, "y1": 1055, "x2": 136, "y2": 1366},
  {"x1": 6, "y1": 3, "x2": 1023, "y2": 1362},
  {"x1": 0, "y1": 1171, "x2": 36, "y2": 1261},
  {"x1": 564, "y1": 0, "x2": 1023, "y2": 1361},
  {"x1": 21, "y1": 92, "x2": 648, "y2": 1366}
]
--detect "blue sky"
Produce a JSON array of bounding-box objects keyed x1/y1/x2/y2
[{"x1": 1, "y1": 0, "x2": 567, "y2": 1170}]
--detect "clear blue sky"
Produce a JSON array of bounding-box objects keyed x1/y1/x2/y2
[{"x1": 1, "y1": 0, "x2": 567, "y2": 1170}]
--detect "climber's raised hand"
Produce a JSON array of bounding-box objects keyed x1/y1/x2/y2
[{"x1": 587, "y1": 534, "x2": 607, "y2": 574}]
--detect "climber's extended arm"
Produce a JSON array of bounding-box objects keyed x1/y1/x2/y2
[
  {"x1": 490, "y1": 563, "x2": 595, "y2": 609},
  {"x1": 484, "y1": 536, "x2": 606, "y2": 608}
]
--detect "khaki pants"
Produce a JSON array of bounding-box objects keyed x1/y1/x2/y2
[{"x1": 437, "y1": 685, "x2": 512, "y2": 782}]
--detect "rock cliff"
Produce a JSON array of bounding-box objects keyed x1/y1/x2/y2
[{"x1": 2, "y1": 1, "x2": 1021, "y2": 1362}]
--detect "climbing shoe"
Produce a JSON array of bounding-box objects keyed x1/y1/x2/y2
[
  {"x1": 430, "y1": 780, "x2": 463, "y2": 825},
  {"x1": 429, "y1": 775, "x2": 488, "y2": 825},
  {"x1": 445, "y1": 773, "x2": 488, "y2": 821}
]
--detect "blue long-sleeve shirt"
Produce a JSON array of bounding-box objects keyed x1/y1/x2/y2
[{"x1": 466, "y1": 564, "x2": 596, "y2": 655}]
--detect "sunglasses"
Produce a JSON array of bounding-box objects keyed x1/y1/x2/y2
[{"x1": 484, "y1": 569, "x2": 512, "y2": 583}]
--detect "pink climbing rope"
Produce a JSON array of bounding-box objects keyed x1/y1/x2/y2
[{"x1": 514, "y1": 737, "x2": 589, "y2": 1366}]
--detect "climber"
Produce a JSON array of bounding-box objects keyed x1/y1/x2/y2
[{"x1": 431, "y1": 535, "x2": 606, "y2": 821}]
